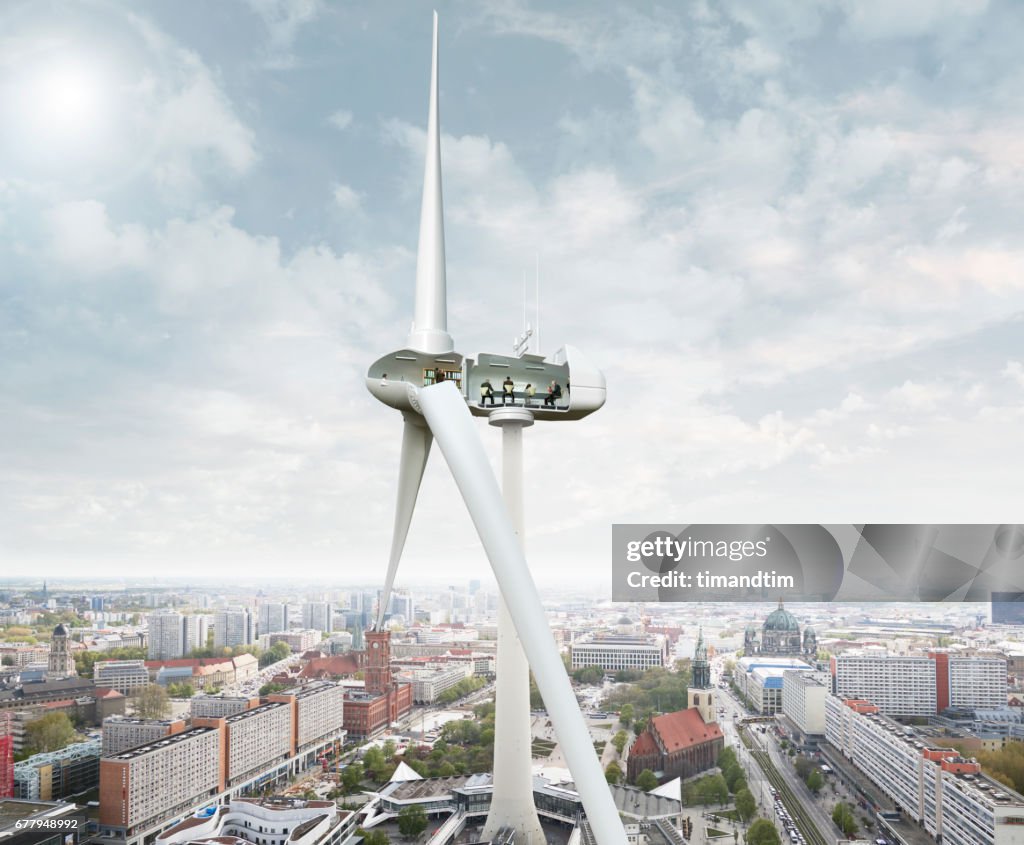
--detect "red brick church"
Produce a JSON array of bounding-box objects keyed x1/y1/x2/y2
[
  {"x1": 627, "y1": 628, "x2": 723, "y2": 783},
  {"x1": 626, "y1": 708, "x2": 724, "y2": 783}
]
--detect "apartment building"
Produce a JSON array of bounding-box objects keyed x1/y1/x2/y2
[
  {"x1": 190, "y1": 695, "x2": 258, "y2": 719},
  {"x1": 99, "y1": 728, "x2": 223, "y2": 840},
  {"x1": 833, "y1": 652, "x2": 1008, "y2": 716},
  {"x1": 101, "y1": 717, "x2": 186, "y2": 757},
  {"x1": 147, "y1": 612, "x2": 185, "y2": 661},
  {"x1": 213, "y1": 609, "x2": 255, "y2": 650},
  {"x1": 780, "y1": 671, "x2": 828, "y2": 743},
  {"x1": 826, "y1": 695, "x2": 1024, "y2": 845}
]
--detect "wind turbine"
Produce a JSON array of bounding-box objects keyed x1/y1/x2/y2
[{"x1": 366, "y1": 14, "x2": 623, "y2": 845}]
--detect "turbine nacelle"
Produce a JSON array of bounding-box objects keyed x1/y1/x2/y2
[{"x1": 366, "y1": 343, "x2": 606, "y2": 421}]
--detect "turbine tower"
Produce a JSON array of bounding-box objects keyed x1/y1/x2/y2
[{"x1": 366, "y1": 14, "x2": 623, "y2": 845}]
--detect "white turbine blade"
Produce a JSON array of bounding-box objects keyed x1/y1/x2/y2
[
  {"x1": 375, "y1": 415, "x2": 433, "y2": 631},
  {"x1": 408, "y1": 11, "x2": 454, "y2": 355},
  {"x1": 417, "y1": 382, "x2": 627, "y2": 845}
]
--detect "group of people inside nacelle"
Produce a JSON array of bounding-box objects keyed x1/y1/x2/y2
[{"x1": 478, "y1": 377, "x2": 566, "y2": 408}]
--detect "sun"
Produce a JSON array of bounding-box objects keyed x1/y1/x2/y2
[{"x1": 29, "y1": 62, "x2": 106, "y2": 135}]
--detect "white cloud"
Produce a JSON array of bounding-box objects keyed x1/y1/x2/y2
[
  {"x1": 332, "y1": 183, "x2": 361, "y2": 211},
  {"x1": 839, "y1": 0, "x2": 989, "y2": 39},
  {"x1": 1003, "y1": 361, "x2": 1024, "y2": 388},
  {"x1": 329, "y1": 109, "x2": 353, "y2": 131}
]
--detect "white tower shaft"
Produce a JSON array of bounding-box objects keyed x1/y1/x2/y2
[
  {"x1": 408, "y1": 11, "x2": 454, "y2": 355},
  {"x1": 483, "y1": 410, "x2": 545, "y2": 842}
]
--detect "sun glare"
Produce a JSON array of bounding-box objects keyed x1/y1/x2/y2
[{"x1": 30, "y1": 63, "x2": 105, "y2": 133}]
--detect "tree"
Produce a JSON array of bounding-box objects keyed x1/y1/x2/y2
[
  {"x1": 735, "y1": 787, "x2": 756, "y2": 823},
  {"x1": 260, "y1": 641, "x2": 292, "y2": 667},
  {"x1": 717, "y1": 746, "x2": 738, "y2": 772},
  {"x1": 167, "y1": 682, "x2": 195, "y2": 699},
  {"x1": 605, "y1": 761, "x2": 623, "y2": 784},
  {"x1": 611, "y1": 730, "x2": 629, "y2": 756},
  {"x1": 635, "y1": 769, "x2": 659, "y2": 792},
  {"x1": 794, "y1": 755, "x2": 814, "y2": 779},
  {"x1": 356, "y1": 830, "x2": 389, "y2": 845},
  {"x1": 24, "y1": 713, "x2": 77, "y2": 754},
  {"x1": 340, "y1": 762, "x2": 364, "y2": 794},
  {"x1": 133, "y1": 684, "x2": 170, "y2": 719},
  {"x1": 745, "y1": 818, "x2": 781, "y2": 845},
  {"x1": 619, "y1": 703, "x2": 634, "y2": 727},
  {"x1": 260, "y1": 682, "x2": 286, "y2": 696},
  {"x1": 572, "y1": 665, "x2": 604, "y2": 685},
  {"x1": 397, "y1": 804, "x2": 427, "y2": 839},
  {"x1": 832, "y1": 802, "x2": 858, "y2": 836},
  {"x1": 806, "y1": 770, "x2": 824, "y2": 793}
]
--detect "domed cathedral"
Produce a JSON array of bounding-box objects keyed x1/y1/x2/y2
[
  {"x1": 48, "y1": 623, "x2": 76, "y2": 678},
  {"x1": 744, "y1": 599, "x2": 813, "y2": 657}
]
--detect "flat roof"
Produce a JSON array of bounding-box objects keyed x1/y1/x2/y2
[{"x1": 109, "y1": 727, "x2": 216, "y2": 760}]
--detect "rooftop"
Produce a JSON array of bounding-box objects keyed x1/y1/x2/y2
[{"x1": 109, "y1": 726, "x2": 215, "y2": 760}]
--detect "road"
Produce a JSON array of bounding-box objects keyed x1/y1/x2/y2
[{"x1": 714, "y1": 663, "x2": 835, "y2": 845}]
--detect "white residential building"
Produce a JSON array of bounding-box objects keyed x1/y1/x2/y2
[
  {"x1": 826, "y1": 695, "x2": 1024, "y2": 845},
  {"x1": 214, "y1": 608, "x2": 255, "y2": 650},
  {"x1": 781, "y1": 671, "x2": 828, "y2": 738},
  {"x1": 147, "y1": 611, "x2": 184, "y2": 660}
]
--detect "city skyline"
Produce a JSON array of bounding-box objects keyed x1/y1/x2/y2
[{"x1": 3, "y1": 2, "x2": 1023, "y2": 579}]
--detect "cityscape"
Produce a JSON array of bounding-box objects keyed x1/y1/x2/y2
[
  {"x1": 3, "y1": 584, "x2": 1024, "y2": 845},
  {"x1": 3, "y1": 3, "x2": 1023, "y2": 845}
]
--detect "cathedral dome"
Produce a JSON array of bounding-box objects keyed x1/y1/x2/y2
[{"x1": 763, "y1": 602, "x2": 799, "y2": 632}]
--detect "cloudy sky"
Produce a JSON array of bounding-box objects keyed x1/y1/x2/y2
[{"x1": 2, "y1": 0, "x2": 1022, "y2": 584}]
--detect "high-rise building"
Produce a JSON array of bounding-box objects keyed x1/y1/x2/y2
[
  {"x1": 258, "y1": 602, "x2": 290, "y2": 635},
  {"x1": 213, "y1": 609, "x2": 255, "y2": 650},
  {"x1": 101, "y1": 717, "x2": 186, "y2": 757},
  {"x1": 832, "y1": 652, "x2": 1008, "y2": 716},
  {"x1": 99, "y1": 727, "x2": 223, "y2": 839},
  {"x1": 147, "y1": 611, "x2": 185, "y2": 660},
  {"x1": 47, "y1": 624, "x2": 76, "y2": 678},
  {"x1": 389, "y1": 591, "x2": 415, "y2": 624},
  {"x1": 182, "y1": 615, "x2": 209, "y2": 655},
  {"x1": 301, "y1": 602, "x2": 334, "y2": 634}
]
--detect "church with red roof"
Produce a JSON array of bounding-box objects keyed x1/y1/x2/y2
[{"x1": 626, "y1": 707, "x2": 724, "y2": 783}]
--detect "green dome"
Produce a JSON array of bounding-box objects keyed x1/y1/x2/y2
[{"x1": 763, "y1": 603, "x2": 800, "y2": 632}]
